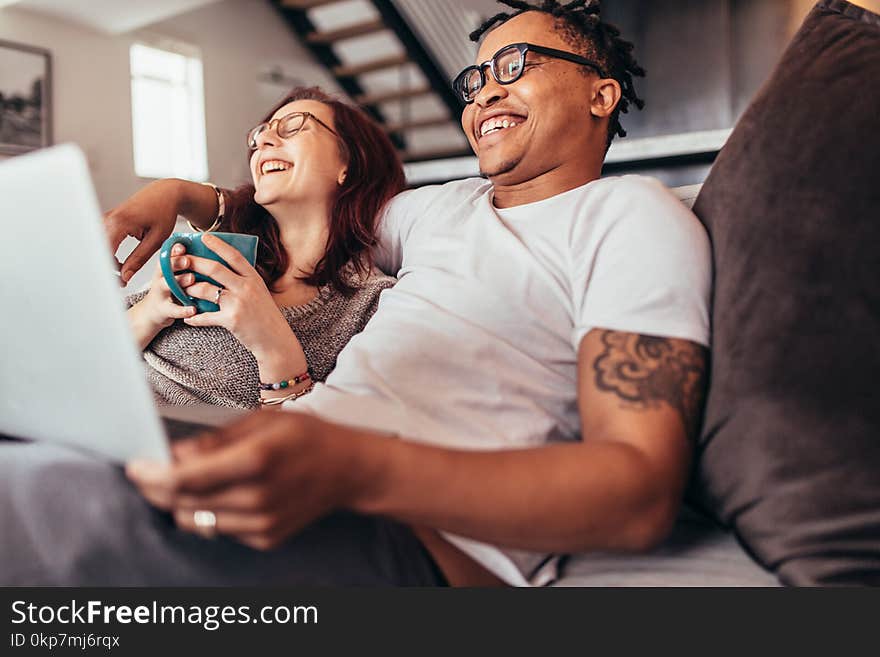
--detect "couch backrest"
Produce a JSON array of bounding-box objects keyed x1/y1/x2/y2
[{"x1": 672, "y1": 184, "x2": 702, "y2": 210}]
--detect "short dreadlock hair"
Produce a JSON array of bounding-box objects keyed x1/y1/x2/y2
[{"x1": 470, "y1": 0, "x2": 645, "y2": 149}]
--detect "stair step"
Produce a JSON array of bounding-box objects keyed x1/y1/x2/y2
[
  {"x1": 280, "y1": 0, "x2": 345, "y2": 9},
  {"x1": 356, "y1": 85, "x2": 432, "y2": 106},
  {"x1": 306, "y1": 19, "x2": 386, "y2": 44},
  {"x1": 333, "y1": 54, "x2": 410, "y2": 78},
  {"x1": 385, "y1": 116, "x2": 457, "y2": 133}
]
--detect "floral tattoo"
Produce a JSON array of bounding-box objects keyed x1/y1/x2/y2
[{"x1": 592, "y1": 331, "x2": 708, "y2": 438}]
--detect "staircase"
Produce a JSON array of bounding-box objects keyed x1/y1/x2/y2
[{"x1": 271, "y1": 0, "x2": 473, "y2": 163}]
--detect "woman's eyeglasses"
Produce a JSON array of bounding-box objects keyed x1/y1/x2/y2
[
  {"x1": 452, "y1": 42, "x2": 607, "y2": 104},
  {"x1": 247, "y1": 111, "x2": 338, "y2": 150}
]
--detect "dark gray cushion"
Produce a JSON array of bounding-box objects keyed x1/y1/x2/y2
[{"x1": 690, "y1": 0, "x2": 880, "y2": 585}]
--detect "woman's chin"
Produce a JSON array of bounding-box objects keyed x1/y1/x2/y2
[{"x1": 253, "y1": 190, "x2": 276, "y2": 206}]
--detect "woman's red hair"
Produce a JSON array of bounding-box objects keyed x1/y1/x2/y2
[{"x1": 225, "y1": 87, "x2": 404, "y2": 293}]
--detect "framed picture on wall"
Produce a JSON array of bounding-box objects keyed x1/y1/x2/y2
[{"x1": 0, "y1": 39, "x2": 52, "y2": 155}]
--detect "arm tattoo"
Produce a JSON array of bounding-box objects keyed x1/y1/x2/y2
[{"x1": 592, "y1": 331, "x2": 707, "y2": 438}]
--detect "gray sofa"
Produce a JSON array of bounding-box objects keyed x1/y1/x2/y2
[{"x1": 555, "y1": 184, "x2": 779, "y2": 587}]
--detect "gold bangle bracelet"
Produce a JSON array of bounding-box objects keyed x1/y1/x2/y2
[
  {"x1": 259, "y1": 383, "x2": 315, "y2": 406},
  {"x1": 187, "y1": 182, "x2": 225, "y2": 232}
]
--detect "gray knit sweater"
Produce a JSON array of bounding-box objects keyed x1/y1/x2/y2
[{"x1": 126, "y1": 267, "x2": 395, "y2": 410}]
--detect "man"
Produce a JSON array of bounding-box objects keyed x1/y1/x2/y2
[{"x1": 4, "y1": 1, "x2": 710, "y2": 586}]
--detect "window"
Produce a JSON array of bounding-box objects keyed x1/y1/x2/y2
[{"x1": 130, "y1": 43, "x2": 208, "y2": 180}]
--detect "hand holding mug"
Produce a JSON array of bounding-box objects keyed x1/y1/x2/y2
[
  {"x1": 168, "y1": 233, "x2": 296, "y2": 360},
  {"x1": 139, "y1": 244, "x2": 199, "y2": 330},
  {"x1": 127, "y1": 244, "x2": 198, "y2": 350},
  {"x1": 159, "y1": 232, "x2": 259, "y2": 313}
]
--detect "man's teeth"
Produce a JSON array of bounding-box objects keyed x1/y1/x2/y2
[
  {"x1": 261, "y1": 160, "x2": 292, "y2": 175},
  {"x1": 480, "y1": 117, "x2": 520, "y2": 137}
]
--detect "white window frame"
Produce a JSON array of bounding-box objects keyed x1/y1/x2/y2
[{"x1": 130, "y1": 40, "x2": 208, "y2": 181}]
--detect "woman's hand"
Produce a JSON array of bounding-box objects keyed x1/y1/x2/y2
[
  {"x1": 126, "y1": 411, "x2": 383, "y2": 550},
  {"x1": 178, "y1": 233, "x2": 296, "y2": 361},
  {"x1": 128, "y1": 244, "x2": 197, "y2": 349}
]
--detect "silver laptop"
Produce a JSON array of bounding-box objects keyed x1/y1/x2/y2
[{"x1": 0, "y1": 144, "x2": 244, "y2": 463}]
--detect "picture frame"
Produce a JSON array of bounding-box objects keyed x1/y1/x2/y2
[{"x1": 0, "y1": 39, "x2": 52, "y2": 155}]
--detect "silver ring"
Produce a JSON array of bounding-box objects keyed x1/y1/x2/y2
[
  {"x1": 213, "y1": 288, "x2": 223, "y2": 305},
  {"x1": 193, "y1": 509, "x2": 217, "y2": 538}
]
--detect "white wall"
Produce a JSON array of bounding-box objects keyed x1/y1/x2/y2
[
  {"x1": 0, "y1": 7, "x2": 139, "y2": 206},
  {"x1": 0, "y1": 0, "x2": 339, "y2": 208}
]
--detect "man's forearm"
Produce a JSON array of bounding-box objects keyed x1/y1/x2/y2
[
  {"x1": 173, "y1": 179, "x2": 224, "y2": 230},
  {"x1": 347, "y1": 432, "x2": 683, "y2": 554}
]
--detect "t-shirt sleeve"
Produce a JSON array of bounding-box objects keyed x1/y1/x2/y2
[
  {"x1": 373, "y1": 189, "x2": 421, "y2": 276},
  {"x1": 570, "y1": 178, "x2": 712, "y2": 351}
]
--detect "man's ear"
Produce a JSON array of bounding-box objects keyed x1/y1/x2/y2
[{"x1": 590, "y1": 78, "x2": 622, "y2": 119}]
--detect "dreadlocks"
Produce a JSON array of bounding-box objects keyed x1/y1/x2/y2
[{"x1": 470, "y1": 0, "x2": 645, "y2": 149}]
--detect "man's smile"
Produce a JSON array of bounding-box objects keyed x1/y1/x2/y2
[{"x1": 474, "y1": 111, "x2": 529, "y2": 146}]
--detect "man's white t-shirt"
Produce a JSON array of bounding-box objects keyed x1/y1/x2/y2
[{"x1": 292, "y1": 175, "x2": 711, "y2": 586}]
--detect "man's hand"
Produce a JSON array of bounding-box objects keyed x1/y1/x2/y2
[
  {"x1": 126, "y1": 411, "x2": 381, "y2": 550},
  {"x1": 104, "y1": 179, "x2": 184, "y2": 284},
  {"x1": 105, "y1": 179, "x2": 222, "y2": 285}
]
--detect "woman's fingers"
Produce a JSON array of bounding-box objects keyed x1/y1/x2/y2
[
  {"x1": 155, "y1": 253, "x2": 191, "y2": 277},
  {"x1": 181, "y1": 282, "x2": 227, "y2": 325},
  {"x1": 168, "y1": 272, "x2": 195, "y2": 289},
  {"x1": 182, "y1": 281, "x2": 221, "y2": 302},
  {"x1": 176, "y1": 272, "x2": 195, "y2": 287},
  {"x1": 181, "y1": 310, "x2": 221, "y2": 327},
  {"x1": 165, "y1": 300, "x2": 197, "y2": 319},
  {"x1": 170, "y1": 255, "x2": 190, "y2": 272},
  {"x1": 156, "y1": 272, "x2": 195, "y2": 294},
  {"x1": 183, "y1": 255, "x2": 239, "y2": 288}
]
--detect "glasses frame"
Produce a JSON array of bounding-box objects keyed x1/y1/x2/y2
[
  {"x1": 247, "y1": 111, "x2": 339, "y2": 150},
  {"x1": 452, "y1": 42, "x2": 607, "y2": 104}
]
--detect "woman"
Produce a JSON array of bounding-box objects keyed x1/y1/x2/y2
[{"x1": 126, "y1": 87, "x2": 403, "y2": 409}]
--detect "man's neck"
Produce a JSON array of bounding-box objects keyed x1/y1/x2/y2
[{"x1": 489, "y1": 159, "x2": 604, "y2": 209}]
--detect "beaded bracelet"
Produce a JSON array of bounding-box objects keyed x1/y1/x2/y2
[
  {"x1": 260, "y1": 383, "x2": 315, "y2": 406},
  {"x1": 259, "y1": 370, "x2": 311, "y2": 391}
]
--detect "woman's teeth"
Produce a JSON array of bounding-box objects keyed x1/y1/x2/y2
[
  {"x1": 480, "y1": 117, "x2": 520, "y2": 137},
  {"x1": 261, "y1": 160, "x2": 292, "y2": 175}
]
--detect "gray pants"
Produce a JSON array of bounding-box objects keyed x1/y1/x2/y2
[{"x1": 0, "y1": 440, "x2": 444, "y2": 586}]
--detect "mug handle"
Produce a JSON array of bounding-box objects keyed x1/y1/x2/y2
[{"x1": 159, "y1": 239, "x2": 196, "y2": 308}]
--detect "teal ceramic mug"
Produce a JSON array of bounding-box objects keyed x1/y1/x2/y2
[{"x1": 159, "y1": 232, "x2": 259, "y2": 313}]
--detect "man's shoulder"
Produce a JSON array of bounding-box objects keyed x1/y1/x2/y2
[
  {"x1": 582, "y1": 174, "x2": 675, "y2": 204},
  {"x1": 582, "y1": 175, "x2": 704, "y2": 232},
  {"x1": 555, "y1": 175, "x2": 708, "y2": 261}
]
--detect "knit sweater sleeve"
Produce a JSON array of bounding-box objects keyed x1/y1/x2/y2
[{"x1": 124, "y1": 289, "x2": 149, "y2": 309}]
